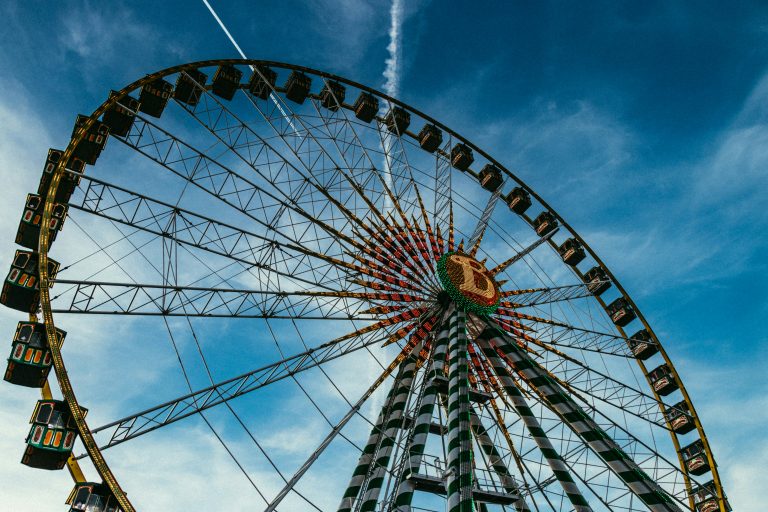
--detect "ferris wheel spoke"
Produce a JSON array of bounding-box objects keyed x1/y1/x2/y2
[
  {"x1": 473, "y1": 330, "x2": 593, "y2": 510},
  {"x1": 519, "y1": 332, "x2": 668, "y2": 427},
  {"x1": 50, "y1": 280, "x2": 399, "y2": 319},
  {"x1": 479, "y1": 322, "x2": 684, "y2": 511},
  {"x1": 119, "y1": 113, "x2": 367, "y2": 269},
  {"x1": 68, "y1": 173, "x2": 351, "y2": 293},
  {"x1": 493, "y1": 309, "x2": 635, "y2": 357},
  {"x1": 468, "y1": 405, "x2": 532, "y2": 511},
  {"x1": 78, "y1": 321, "x2": 410, "y2": 457},
  {"x1": 499, "y1": 281, "x2": 607, "y2": 308},
  {"x1": 175, "y1": 82, "x2": 373, "y2": 250},
  {"x1": 268, "y1": 330, "x2": 427, "y2": 512}
]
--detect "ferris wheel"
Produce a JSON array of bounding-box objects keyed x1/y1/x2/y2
[{"x1": 1, "y1": 59, "x2": 732, "y2": 512}]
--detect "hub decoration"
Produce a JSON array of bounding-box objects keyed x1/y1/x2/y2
[{"x1": 437, "y1": 252, "x2": 500, "y2": 315}]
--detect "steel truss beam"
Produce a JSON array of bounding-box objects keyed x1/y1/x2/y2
[
  {"x1": 80, "y1": 325, "x2": 397, "y2": 455},
  {"x1": 50, "y1": 280, "x2": 407, "y2": 319}
]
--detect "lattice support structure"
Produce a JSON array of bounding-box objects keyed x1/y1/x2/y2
[{"x1": 446, "y1": 309, "x2": 474, "y2": 512}]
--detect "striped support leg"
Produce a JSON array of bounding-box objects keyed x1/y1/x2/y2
[
  {"x1": 446, "y1": 309, "x2": 474, "y2": 512},
  {"x1": 338, "y1": 363, "x2": 409, "y2": 512},
  {"x1": 468, "y1": 406, "x2": 531, "y2": 512},
  {"x1": 474, "y1": 335, "x2": 593, "y2": 512},
  {"x1": 480, "y1": 323, "x2": 682, "y2": 512},
  {"x1": 428, "y1": 308, "x2": 452, "y2": 381},
  {"x1": 358, "y1": 357, "x2": 419, "y2": 511},
  {"x1": 391, "y1": 346, "x2": 442, "y2": 510}
]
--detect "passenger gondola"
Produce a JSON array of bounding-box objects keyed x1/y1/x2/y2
[
  {"x1": 15, "y1": 194, "x2": 67, "y2": 250},
  {"x1": 21, "y1": 400, "x2": 83, "y2": 470},
  {"x1": 284, "y1": 70, "x2": 312, "y2": 104},
  {"x1": 174, "y1": 69, "x2": 208, "y2": 106},
  {"x1": 665, "y1": 400, "x2": 695, "y2": 434},
  {"x1": 627, "y1": 328, "x2": 658, "y2": 360},
  {"x1": 533, "y1": 211, "x2": 558, "y2": 236},
  {"x1": 450, "y1": 143, "x2": 473, "y2": 171},
  {"x1": 247, "y1": 65, "x2": 276, "y2": 100},
  {"x1": 102, "y1": 91, "x2": 140, "y2": 137},
  {"x1": 558, "y1": 238, "x2": 586, "y2": 266},
  {"x1": 71, "y1": 115, "x2": 108, "y2": 166},
  {"x1": 506, "y1": 187, "x2": 531, "y2": 214},
  {"x1": 647, "y1": 364, "x2": 679, "y2": 396},
  {"x1": 211, "y1": 64, "x2": 242, "y2": 100},
  {"x1": 583, "y1": 266, "x2": 611, "y2": 295},
  {"x1": 353, "y1": 91, "x2": 378, "y2": 122},
  {"x1": 0, "y1": 251, "x2": 60, "y2": 313},
  {"x1": 38, "y1": 148, "x2": 84, "y2": 204},
  {"x1": 4, "y1": 321, "x2": 65, "y2": 388},
  {"x1": 605, "y1": 297, "x2": 636, "y2": 327},
  {"x1": 691, "y1": 481, "x2": 731, "y2": 512},
  {"x1": 319, "y1": 80, "x2": 346, "y2": 111},
  {"x1": 479, "y1": 164, "x2": 503, "y2": 192},
  {"x1": 681, "y1": 439, "x2": 711, "y2": 476},
  {"x1": 418, "y1": 124, "x2": 442, "y2": 152},
  {"x1": 67, "y1": 482, "x2": 122, "y2": 512},
  {"x1": 138, "y1": 78, "x2": 173, "y2": 118},
  {"x1": 384, "y1": 106, "x2": 410, "y2": 134}
]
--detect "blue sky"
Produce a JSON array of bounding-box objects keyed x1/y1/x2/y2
[{"x1": 0, "y1": 1, "x2": 766, "y2": 510}]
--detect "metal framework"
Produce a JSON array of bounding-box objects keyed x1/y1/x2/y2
[{"x1": 0, "y1": 59, "x2": 728, "y2": 512}]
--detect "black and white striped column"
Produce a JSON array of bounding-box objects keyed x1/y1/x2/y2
[{"x1": 480, "y1": 323, "x2": 681, "y2": 512}]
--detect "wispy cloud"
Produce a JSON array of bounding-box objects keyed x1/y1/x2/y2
[{"x1": 383, "y1": 0, "x2": 404, "y2": 98}]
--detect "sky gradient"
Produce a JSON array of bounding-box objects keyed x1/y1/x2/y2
[{"x1": 0, "y1": 1, "x2": 766, "y2": 510}]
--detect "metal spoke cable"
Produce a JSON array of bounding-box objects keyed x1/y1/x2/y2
[{"x1": 161, "y1": 315, "x2": 270, "y2": 504}]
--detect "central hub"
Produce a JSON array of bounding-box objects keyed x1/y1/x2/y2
[{"x1": 437, "y1": 252, "x2": 500, "y2": 315}]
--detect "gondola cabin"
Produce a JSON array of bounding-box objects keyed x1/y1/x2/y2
[
  {"x1": 583, "y1": 266, "x2": 611, "y2": 295},
  {"x1": 102, "y1": 91, "x2": 139, "y2": 137},
  {"x1": 71, "y1": 115, "x2": 108, "y2": 165},
  {"x1": 627, "y1": 329, "x2": 658, "y2": 360},
  {"x1": 384, "y1": 106, "x2": 410, "y2": 134},
  {"x1": 691, "y1": 481, "x2": 730, "y2": 512},
  {"x1": 605, "y1": 297, "x2": 636, "y2": 327},
  {"x1": 248, "y1": 65, "x2": 277, "y2": 100},
  {"x1": 212, "y1": 64, "x2": 243, "y2": 100},
  {"x1": 665, "y1": 400, "x2": 695, "y2": 435},
  {"x1": 1, "y1": 251, "x2": 60, "y2": 313},
  {"x1": 67, "y1": 482, "x2": 122, "y2": 512},
  {"x1": 138, "y1": 78, "x2": 173, "y2": 118},
  {"x1": 15, "y1": 194, "x2": 67, "y2": 250},
  {"x1": 353, "y1": 92, "x2": 379, "y2": 122},
  {"x1": 320, "y1": 80, "x2": 346, "y2": 111},
  {"x1": 506, "y1": 187, "x2": 531, "y2": 214},
  {"x1": 680, "y1": 439, "x2": 711, "y2": 476},
  {"x1": 533, "y1": 211, "x2": 558, "y2": 236},
  {"x1": 284, "y1": 70, "x2": 312, "y2": 104},
  {"x1": 174, "y1": 69, "x2": 208, "y2": 106},
  {"x1": 451, "y1": 143, "x2": 474, "y2": 171},
  {"x1": 5, "y1": 321, "x2": 65, "y2": 388},
  {"x1": 558, "y1": 238, "x2": 586, "y2": 266},
  {"x1": 647, "y1": 364, "x2": 679, "y2": 396},
  {"x1": 38, "y1": 148, "x2": 84, "y2": 204},
  {"x1": 21, "y1": 400, "x2": 84, "y2": 470},
  {"x1": 479, "y1": 164, "x2": 503, "y2": 192},
  {"x1": 417, "y1": 124, "x2": 442, "y2": 152}
]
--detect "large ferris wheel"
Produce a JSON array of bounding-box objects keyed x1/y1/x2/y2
[{"x1": 1, "y1": 59, "x2": 731, "y2": 512}]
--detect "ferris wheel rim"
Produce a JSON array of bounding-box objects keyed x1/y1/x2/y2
[{"x1": 28, "y1": 58, "x2": 725, "y2": 511}]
